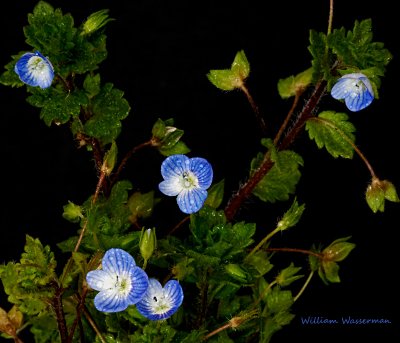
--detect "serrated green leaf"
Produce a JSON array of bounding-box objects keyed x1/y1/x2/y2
[
  {"x1": 84, "y1": 73, "x2": 101, "y2": 97},
  {"x1": 306, "y1": 111, "x2": 356, "y2": 159},
  {"x1": 245, "y1": 250, "x2": 274, "y2": 277},
  {"x1": 251, "y1": 146, "x2": 304, "y2": 203},
  {"x1": 83, "y1": 83, "x2": 130, "y2": 145},
  {"x1": 27, "y1": 88, "x2": 88, "y2": 126}
]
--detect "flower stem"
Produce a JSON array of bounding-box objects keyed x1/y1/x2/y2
[
  {"x1": 327, "y1": 0, "x2": 334, "y2": 35},
  {"x1": 240, "y1": 84, "x2": 267, "y2": 135},
  {"x1": 310, "y1": 116, "x2": 377, "y2": 178},
  {"x1": 265, "y1": 247, "x2": 323, "y2": 259},
  {"x1": 294, "y1": 270, "x2": 314, "y2": 302},
  {"x1": 245, "y1": 226, "x2": 282, "y2": 261},
  {"x1": 110, "y1": 140, "x2": 153, "y2": 186}
]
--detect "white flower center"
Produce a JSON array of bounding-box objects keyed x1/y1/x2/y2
[
  {"x1": 151, "y1": 293, "x2": 172, "y2": 314},
  {"x1": 180, "y1": 171, "x2": 198, "y2": 189},
  {"x1": 99, "y1": 274, "x2": 132, "y2": 296},
  {"x1": 28, "y1": 56, "x2": 48, "y2": 75}
]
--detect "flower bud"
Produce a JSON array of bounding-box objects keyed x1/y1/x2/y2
[
  {"x1": 139, "y1": 228, "x2": 157, "y2": 263},
  {"x1": 81, "y1": 9, "x2": 114, "y2": 36}
]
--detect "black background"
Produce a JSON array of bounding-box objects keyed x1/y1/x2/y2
[{"x1": 1, "y1": 1, "x2": 399, "y2": 342}]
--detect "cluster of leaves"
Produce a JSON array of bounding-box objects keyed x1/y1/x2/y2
[{"x1": 0, "y1": 1, "x2": 398, "y2": 343}]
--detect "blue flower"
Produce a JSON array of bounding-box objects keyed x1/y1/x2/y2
[
  {"x1": 136, "y1": 279, "x2": 184, "y2": 321},
  {"x1": 159, "y1": 154, "x2": 213, "y2": 214},
  {"x1": 86, "y1": 248, "x2": 149, "y2": 313},
  {"x1": 14, "y1": 51, "x2": 54, "y2": 89},
  {"x1": 330, "y1": 72, "x2": 374, "y2": 112}
]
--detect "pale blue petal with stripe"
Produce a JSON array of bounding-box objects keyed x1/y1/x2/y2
[{"x1": 177, "y1": 188, "x2": 208, "y2": 214}]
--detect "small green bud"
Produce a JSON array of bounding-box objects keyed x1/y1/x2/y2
[
  {"x1": 81, "y1": 9, "x2": 114, "y2": 36},
  {"x1": 101, "y1": 141, "x2": 118, "y2": 176},
  {"x1": 276, "y1": 198, "x2": 305, "y2": 231},
  {"x1": 62, "y1": 201, "x2": 84, "y2": 223},
  {"x1": 139, "y1": 227, "x2": 157, "y2": 263}
]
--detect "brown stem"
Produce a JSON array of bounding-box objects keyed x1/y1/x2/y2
[
  {"x1": 67, "y1": 287, "x2": 88, "y2": 342},
  {"x1": 110, "y1": 140, "x2": 153, "y2": 186},
  {"x1": 240, "y1": 84, "x2": 267, "y2": 135},
  {"x1": 266, "y1": 247, "x2": 323, "y2": 259},
  {"x1": 167, "y1": 215, "x2": 190, "y2": 236},
  {"x1": 203, "y1": 323, "x2": 232, "y2": 341},
  {"x1": 224, "y1": 80, "x2": 327, "y2": 221},
  {"x1": 50, "y1": 282, "x2": 68, "y2": 343}
]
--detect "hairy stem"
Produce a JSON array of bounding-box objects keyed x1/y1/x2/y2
[
  {"x1": 265, "y1": 247, "x2": 324, "y2": 259},
  {"x1": 50, "y1": 281, "x2": 68, "y2": 343},
  {"x1": 224, "y1": 80, "x2": 327, "y2": 221},
  {"x1": 111, "y1": 139, "x2": 153, "y2": 186}
]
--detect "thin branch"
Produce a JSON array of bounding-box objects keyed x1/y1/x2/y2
[
  {"x1": 240, "y1": 84, "x2": 267, "y2": 135},
  {"x1": 224, "y1": 80, "x2": 327, "y2": 221}
]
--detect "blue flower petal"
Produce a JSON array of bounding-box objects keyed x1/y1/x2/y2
[
  {"x1": 126, "y1": 266, "x2": 149, "y2": 304},
  {"x1": 189, "y1": 157, "x2": 213, "y2": 189},
  {"x1": 102, "y1": 248, "x2": 136, "y2": 275},
  {"x1": 86, "y1": 270, "x2": 111, "y2": 291},
  {"x1": 14, "y1": 51, "x2": 54, "y2": 89},
  {"x1": 159, "y1": 178, "x2": 181, "y2": 196},
  {"x1": 160, "y1": 154, "x2": 189, "y2": 180},
  {"x1": 136, "y1": 279, "x2": 183, "y2": 321},
  {"x1": 94, "y1": 289, "x2": 130, "y2": 312},
  {"x1": 344, "y1": 87, "x2": 374, "y2": 112},
  {"x1": 331, "y1": 77, "x2": 353, "y2": 100},
  {"x1": 86, "y1": 248, "x2": 149, "y2": 313},
  {"x1": 331, "y1": 73, "x2": 374, "y2": 112},
  {"x1": 177, "y1": 188, "x2": 208, "y2": 214}
]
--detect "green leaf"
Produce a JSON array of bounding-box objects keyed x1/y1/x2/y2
[
  {"x1": 207, "y1": 50, "x2": 250, "y2": 91},
  {"x1": 84, "y1": 73, "x2": 101, "y2": 97},
  {"x1": 328, "y1": 19, "x2": 392, "y2": 95},
  {"x1": 0, "y1": 235, "x2": 56, "y2": 315},
  {"x1": 322, "y1": 236, "x2": 356, "y2": 262},
  {"x1": 321, "y1": 261, "x2": 341, "y2": 283},
  {"x1": 231, "y1": 50, "x2": 250, "y2": 80},
  {"x1": 306, "y1": 111, "x2": 356, "y2": 159},
  {"x1": 83, "y1": 83, "x2": 130, "y2": 145},
  {"x1": 251, "y1": 143, "x2": 304, "y2": 203},
  {"x1": 275, "y1": 263, "x2": 303, "y2": 287},
  {"x1": 277, "y1": 67, "x2": 313, "y2": 99},
  {"x1": 308, "y1": 29, "x2": 329, "y2": 82},
  {"x1": 365, "y1": 178, "x2": 399, "y2": 213},
  {"x1": 204, "y1": 179, "x2": 225, "y2": 209},
  {"x1": 151, "y1": 118, "x2": 191, "y2": 156},
  {"x1": 245, "y1": 250, "x2": 274, "y2": 277},
  {"x1": 27, "y1": 88, "x2": 88, "y2": 126},
  {"x1": 0, "y1": 55, "x2": 25, "y2": 87},
  {"x1": 127, "y1": 191, "x2": 159, "y2": 223},
  {"x1": 62, "y1": 200, "x2": 84, "y2": 223}
]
